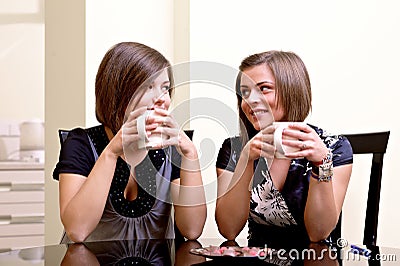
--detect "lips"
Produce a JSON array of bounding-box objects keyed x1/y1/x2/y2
[
  {"x1": 150, "y1": 105, "x2": 167, "y2": 111},
  {"x1": 250, "y1": 109, "x2": 268, "y2": 118},
  {"x1": 252, "y1": 110, "x2": 268, "y2": 115}
]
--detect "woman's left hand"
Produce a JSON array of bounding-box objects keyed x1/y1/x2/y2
[
  {"x1": 150, "y1": 108, "x2": 198, "y2": 159},
  {"x1": 281, "y1": 123, "x2": 329, "y2": 163}
]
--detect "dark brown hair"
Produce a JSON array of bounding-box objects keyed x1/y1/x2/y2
[
  {"x1": 95, "y1": 42, "x2": 172, "y2": 134},
  {"x1": 236, "y1": 50, "x2": 312, "y2": 141}
]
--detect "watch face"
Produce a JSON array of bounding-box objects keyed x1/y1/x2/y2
[
  {"x1": 321, "y1": 151, "x2": 332, "y2": 163},
  {"x1": 325, "y1": 152, "x2": 333, "y2": 161}
]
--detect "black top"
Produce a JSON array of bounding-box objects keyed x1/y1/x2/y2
[
  {"x1": 216, "y1": 124, "x2": 353, "y2": 248},
  {"x1": 53, "y1": 125, "x2": 182, "y2": 241},
  {"x1": 53, "y1": 126, "x2": 181, "y2": 180}
]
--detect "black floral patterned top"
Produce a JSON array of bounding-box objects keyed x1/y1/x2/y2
[{"x1": 216, "y1": 124, "x2": 353, "y2": 248}]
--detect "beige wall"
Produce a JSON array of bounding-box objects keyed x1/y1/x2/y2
[
  {"x1": 0, "y1": 0, "x2": 44, "y2": 121},
  {"x1": 45, "y1": 0, "x2": 86, "y2": 245}
]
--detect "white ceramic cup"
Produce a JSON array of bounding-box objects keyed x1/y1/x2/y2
[
  {"x1": 273, "y1": 122, "x2": 303, "y2": 159},
  {"x1": 137, "y1": 110, "x2": 169, "y2": 150}
]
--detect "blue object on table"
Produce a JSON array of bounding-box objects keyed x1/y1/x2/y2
[{"x1": 350, "y1": 244, "x2": 372, "y2": 257}]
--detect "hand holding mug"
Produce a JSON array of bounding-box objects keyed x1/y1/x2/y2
[
  {"x1": 275, "y1": 122, "x2": 329, "y2": 162},
  {"x1": 136, "y1": 108, "x2": 170, "y2": 150},
  {"x1": 273, "y1": 122, "x2": 303, "y2": 159},
  {"x1": 243, "y1": 124, "x2": 276, "y2": 162},
  {"x1": 147, "y1": 109, "x2": 198, "y2": 159},
  {"x1": 120, "y1": 106, "x2": 150, "y2": 168}
]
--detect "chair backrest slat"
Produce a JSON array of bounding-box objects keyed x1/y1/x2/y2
[
  {"x1": 344, "y1": 132, "x2": 389, "y2": 154},
  {"x1": 343, "y1": 131, "x2": 390, "y2": 247}
]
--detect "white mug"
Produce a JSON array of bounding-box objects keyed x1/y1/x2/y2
[
  {"x1": 137, "y1": 110, "x2": 169, "y2": 150},
  {"x1": 273, "y1": 122, "x2": 303, "y2": 159}
]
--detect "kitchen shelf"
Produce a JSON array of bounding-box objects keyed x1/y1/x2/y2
[{"x1": 0, "y1": 162, "x2": 44, "y2": 250}]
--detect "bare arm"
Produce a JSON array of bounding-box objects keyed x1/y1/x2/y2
[
  {"x1": 215, "y1": 162, "x2": 252, "y2": 240},
  {"x1": 171, "y1": 133, "x2": 206, "y2": 240},
  {"x1": 304, "y1": 164, "x2": 352, "y2": 241},
  {"x1": 151, "y1": 111, "x2": 207, "y2": 240},
  {"x1": 59, "y1": 147, "x2": 118, "y2": 242},
  {"x1": 59, "y1": 109, "x2": 147, "y2": 242},
  {"x1": 283, "y1": 123, "x2": 352, "y2": 242},
  {"x1": 215, "y1": 126, "x2": 276, "y2": 240}
]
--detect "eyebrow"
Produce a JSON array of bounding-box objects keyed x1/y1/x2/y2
[
  {"x1": 256, "y1": 81, "x2": 274, "y2": 86},
  {"x1": 151, "y1": 80, "x2": 170, "y2": 86},
  {"x1": 240, "y1": 80, "x2": 274, "y2": 88}
]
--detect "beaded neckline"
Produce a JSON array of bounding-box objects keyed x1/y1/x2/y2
[{"x1": 86, "y1": 125, "x2": 168, "y2": 218}]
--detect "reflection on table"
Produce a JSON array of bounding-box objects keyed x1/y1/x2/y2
[{"x1": 0, "y1": 238, "x2": 398, "y2": 265}]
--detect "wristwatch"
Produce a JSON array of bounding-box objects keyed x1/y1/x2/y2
[{"x1": 311, "y1": 151, "x2": 333, "y2": 182}]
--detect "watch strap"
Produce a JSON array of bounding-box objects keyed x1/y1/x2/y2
[{"x1": 311, "y1": 150, "x2": 333, "y2": 182}]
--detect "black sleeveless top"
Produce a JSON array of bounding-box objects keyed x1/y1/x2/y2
[{"x1": 53, "y1": 125, "x2": 182, "y2": 242}]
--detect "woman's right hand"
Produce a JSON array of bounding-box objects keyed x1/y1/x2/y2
[
  {"x1": 106, "y1": 107, "x2": 156, "y2": 167},
  {"x1": 243, "y1": 124, "x2": 276, "y2": 162}
]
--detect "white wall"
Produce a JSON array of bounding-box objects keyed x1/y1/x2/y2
[
  {"x1": 190, "y1": 0, "x2": 400, "y2": 247},
  {"x1": 85, "y1": 0, "x2": 175, "y2": 127},
  {"x1": 0, "y1": 0, "x2": 44, "y2": 122}
]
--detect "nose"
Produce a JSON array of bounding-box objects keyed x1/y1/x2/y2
[
  {"x1": 152, "y1": 87, "x2": 168, "y2": 106},
  {"x1": 247, "y1": 88, "x2": 262, "y2": 104}
]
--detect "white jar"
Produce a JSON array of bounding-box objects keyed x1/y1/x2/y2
[{"x1": 19, "y1": 120, "x2": 44, "y2": 151}]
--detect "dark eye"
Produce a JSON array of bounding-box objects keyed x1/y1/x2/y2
[
  {"x1": 260, "y1": 85, "x2": 272, "y2": 93},
  {"x1": 161, "y1": 85, "x2": 170, "y2": 92},
  {"x1": 240, "y1": 88, "x2": 250, "y2": 98}
]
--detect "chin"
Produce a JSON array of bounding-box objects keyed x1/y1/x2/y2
[{"x1": 253, "y1": 123, "x2": 261, "y2": 131}]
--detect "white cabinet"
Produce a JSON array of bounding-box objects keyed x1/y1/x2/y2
[{"x1": 0, "y1": 162, "x2": 44, "y2": 251}]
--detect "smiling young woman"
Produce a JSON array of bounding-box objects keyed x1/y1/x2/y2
[{"x1": 215, "y1": 50, "x2": 353, "y2": 248}]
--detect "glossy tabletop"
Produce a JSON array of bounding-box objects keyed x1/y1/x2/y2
[{"x1": 0, "y1": 238, "x2": 398, "y2": 265}]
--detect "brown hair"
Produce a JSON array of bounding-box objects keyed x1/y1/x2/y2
[
  {"x1": 236, "y1": 50, "x2": 312, "y2": 141},
  {"x1": 95, "y1": 42, "x2": 172, "y2": 134}
]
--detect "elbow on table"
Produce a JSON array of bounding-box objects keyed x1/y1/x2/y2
[
  {"x1": 218, "y1": 228, "x2": 239, "y2": 241},
  {"x1": 182, "y1": 228, "x2": 203, "y2": 241},
  {"x1": 177, "y1": 219, "x2": 205, "y2": 240},
  {"x1": 307, "y1": 228, "x2": 333, "y2": 243},
  {"x1": 216, "y1": 221, "x2": 240, "y2": 241},
  {"x1": 306, "y1": 219, "x2": 338, "y2": 243},
  {"x1": 215, "y1": 214, "x2": 243, "y2": 241},
  {"x1": 64, "y1": 227, "x2": 91, "y2": 243},
  {"x1": 176, "y1": 207, "x2": 207, "y2": 240}
]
